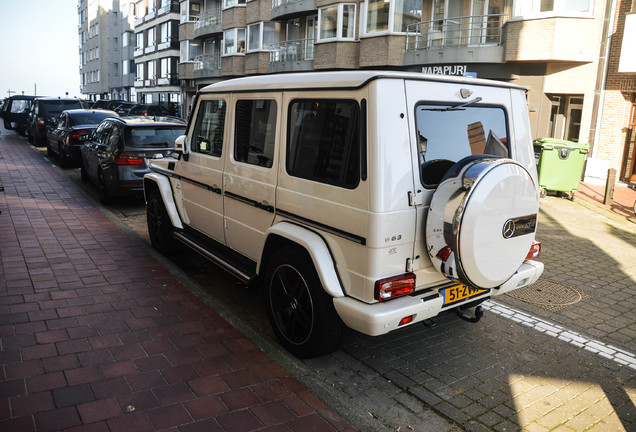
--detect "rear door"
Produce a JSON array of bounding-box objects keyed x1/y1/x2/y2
[{"x1": 223, "y1": 93, "x2": 281, "y2": 260}]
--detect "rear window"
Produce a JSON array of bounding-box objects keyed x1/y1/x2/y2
[
  {"x1": 42, "y1": 101, "x2": 82, "y2": 115},
  {"x1": 415, "y1": 102, "x2": 509, "y2": 186},
  {"x1": 125, "y1": 127, "x2": 185, "y2": 148},
  {"x1": 70, "y1": 112, "x2": 115, "y2": 126}
]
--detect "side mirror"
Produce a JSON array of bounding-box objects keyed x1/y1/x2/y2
[{"x1": 174, "y1": 134, "x2": 187, "y2": 153}]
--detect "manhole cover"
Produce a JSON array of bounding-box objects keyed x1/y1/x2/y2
[{"x1": 506, "y1": 279, "x2": 584, "y2": 311}]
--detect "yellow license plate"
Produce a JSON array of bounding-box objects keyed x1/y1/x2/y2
[{"x1": 442, "y1": 284, "x2": 488, "y2": 305}]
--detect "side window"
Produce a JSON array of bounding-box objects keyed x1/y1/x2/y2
[
  {"x1": 287, "y1": 99, "x2": 360, "y2": 189},
  {"x1": 191, "y1": 99, "x2": 226, "y2": 157},
  {"x1": 234, "y1": 99, "x2": 277, "y2": 168},
  {"x1": 57, "y1": 114, "x2": 65, "y2": 128},
  {"x1": 108, "y1": 126, "x2": 121, "y2": 149},
  {"x1": 96, "y1": 122, "x2": 114, "y2": 144}
]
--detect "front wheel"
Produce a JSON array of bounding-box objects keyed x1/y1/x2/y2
[
  {"x1": 98, "y1": 170, "x2": 112, "y2": 205},
  {"x1": 146, "y1": 191, "x2": 176, "y2": 254},
  {"x1": 265, "y1": 248, "x2": 344, "y2": 358}
]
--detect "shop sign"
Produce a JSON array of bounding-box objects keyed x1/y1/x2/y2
[{"x1": 422, "y1": 65, "x2": 472, "y2": 76}]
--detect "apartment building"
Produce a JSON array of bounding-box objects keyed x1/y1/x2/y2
[
  {"x1": 131, "y1": 0, "x2": 181, "y2": 111},
  {"x1": 177, "y1": 0, "x2": 621, "y2": 174},
  {"x1": 78, "y1": 0, "x2": 136, "y2": 101}
]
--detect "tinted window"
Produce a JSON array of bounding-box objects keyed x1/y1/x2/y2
[
  {"x1": 125, "y1": 127, "x2": 185, "y2": 148},
  {"x1": 415, "y1": 103, "x2": 509, "y2": 186},
  {"x1": 234, "y1": 100, "x2": 277, "y2": 168},
  {"x1": 70, "y1": 112, "x2": 116, "y2": 126},
  {"x1": 10, "y1": 99, "x2": 31, "y2": 113},
  {"x1": 287, "y1": 99, "x2": 360, "y2": 189},
  {"x1": 191, "y1": 99, "x2": 226, "y2": 157},
  {"x1": 42, "y1": 101, "x2": 82, "y2": 115}
]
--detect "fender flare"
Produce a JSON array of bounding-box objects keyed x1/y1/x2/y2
[
  {"x1": 263, "y1": 222, "x2": 345, "y2": 298},
  {"x1": 143, "y1": 173, "x2": 184, "y2": 230}
]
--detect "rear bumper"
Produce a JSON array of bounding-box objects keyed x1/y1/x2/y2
[{"x1": 333, "y1": 259, "x2": 544, "y2": 336}]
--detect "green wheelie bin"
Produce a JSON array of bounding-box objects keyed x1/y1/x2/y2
[{"x1": 533, "y1": 138, "x2": 589, "y2": 200}]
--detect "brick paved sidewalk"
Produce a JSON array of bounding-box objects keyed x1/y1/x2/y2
[{"x1": 0, "y1": 134, "x2": 356, "y2": 431}]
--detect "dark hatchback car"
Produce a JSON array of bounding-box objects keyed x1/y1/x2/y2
[
  {"x1": 46, "y1": 109, "x2": 118, "y2": 167},
  {"x1": 80, "y1": 117, "x2": 185, "y2": 204},
  {"x1": 27, "y1": 97, "x2": 85, "y2": 146},
  {"x1": 114, "y1": 103, "x2": 135, "y2": 116},
  {"x1": 1, "y1": 95, "x2": 37, "y2": 135}
]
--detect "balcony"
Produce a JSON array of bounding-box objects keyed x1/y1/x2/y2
[
  {"x1": 193, "y1": 54, "x2": 222, "y2": 78},
  {"x1": 157, "y1": 74, "x2": 179, "y2": 86},
  {"x1": 404, "y1": 14, "x2": 505, "y2": 65},
  {"x1": 270, "y1": 0, "x2": 316, "y2": 21},
  {"x1": 134, "y1": 48, "x2": 144, "y2": 57},
  {"x1": 134, "y1": 79, "x2": 144, "y2": 88},
  {"x1": 145, "y1": 44, "x2": 157, "y2": 54},
  {"x1": 158, "y1": 37, "x2": 179, "y2": 51},
  {"x1": 268, "y1": 39, "x2": 314, "y2": 73},
  {"x1": 145, "y1": 9, "x2": 156, "y2": 21},
  {"x1": 158, "y1": 1, "x2": 179, "y2": 16},
  {"x1": 194, "y1": 9, "x2": 222, "y2": 39},
  {"x1": 134, "y1": 16, "x2": 144, "y2": 27}
]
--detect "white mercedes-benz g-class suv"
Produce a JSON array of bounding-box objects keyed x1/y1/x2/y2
[{"x1": 144, "y1": 71, "x2": 543, "y2": 358}]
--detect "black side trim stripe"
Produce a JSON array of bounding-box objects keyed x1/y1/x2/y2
[
  {"x1": 225, "y1": 191, "x2": 274, "y2": 213},
  {"x1": 277, "y1": 209, "x2": 366, "y2": 246}
]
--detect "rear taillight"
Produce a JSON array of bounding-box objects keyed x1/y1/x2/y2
[
  {"x1": 113, "y1": 153, "x2": 144, "y2": 166},
  {"x1": 374, "y1": 273, "x2": 416, "y2": 302},
  {"x1": 526, "y1": 241, "x2": 541, "y2": 260},
  {"x1": 69, "y1": 130, "x2": 89, "y2": 141},
  {"x1": 36, "y1": 117, "x2": 45, "y2": 126},
  {"x1": 142, "y1": 110, "x2": 148, "y2": 115}
]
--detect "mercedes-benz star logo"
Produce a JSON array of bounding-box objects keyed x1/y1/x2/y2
[{"x1": 502, "y1": 219, "x2": 516, "y2": 239}]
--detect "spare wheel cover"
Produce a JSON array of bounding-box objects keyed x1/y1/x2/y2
[{"x1": 426, "y1": 157, "x2": 538, "y2": 289}]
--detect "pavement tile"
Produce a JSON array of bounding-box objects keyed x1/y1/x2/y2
[
  {"x1": 0, "y1": 415, "x2": 37, "y2": 432},
  {"x1": 126, "y1": 370, "x2": 167, "y2": 392},
  {"x1": 153, "y1": 382, "x2": 196, "y2": 405},
  {"x1": 101, "y1": 360, "x2": 138, "y2": 379},
  {"x1": 4, "y1": 359, "x2": 44, "y2": 379},
  {"x1": 220, "y1": 388, "x2": 263, "y2": 411},
  {"x1": 216, "y1": 409, "x2": 263, "y2": 431},
  {"x1": 251, "y1": 400, "x2": 297, "y2": 426},
  {"x1": 52, "y1": 384, "x2": 95, "y2": 408},
  {"x1": 34, "y1": 406, "x2": 82, "y2": 432},
  {"x1": 178, "y1": 419, "x2": 223, "y2": 432},
  {"x1": 107, "y1": 411, "x2": 154, "y2": 432},
  {"x1": 21, "y1": 343, "x2": 58, "y2": 361},
  {"x1": 146, "y1": 403, "x2": 193, "y2": 429},
  {"x1": 184, "y1": 395, "x2": 229, "y2": 420},
  {"x1": 90, "y1": 376, "x2": 132, "y2": 399},
  {"x1": 115, "y1": 389, "x2": 161, "y2": 411},
  {"x1": 77, "y1": 398, "x2": 122, "y2": 423},
  {"x1": 65, "y1": 366, "x2": 103, "y2": 386}
]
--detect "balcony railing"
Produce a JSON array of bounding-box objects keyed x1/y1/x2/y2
[
  {"x1": 194, "y1": 9, "x2": 222, "y2": 31},
  {"x1": 269, "y1": 39, "x2": 315, "y2": 62},
  {"x1": 194, "y1": 54, "x2": 222, "y2": 72},
  {"x1": 405, "y1": 14, "x2": 505, "y2": 51},
  {"x1": 271, "y1": 0, "x2": 301, "y2": 8}
]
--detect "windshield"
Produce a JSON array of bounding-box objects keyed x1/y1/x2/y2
[
  {"x1": 125, "y1": 127, "x2": 185, "y2": 148},
  {"x1": 415, "y1": 103, "x2": 509, "y2": 186}
]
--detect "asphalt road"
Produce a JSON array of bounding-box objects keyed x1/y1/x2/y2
[{"x1": 28, "y1": 136, "x2": 636, "y2": 432}]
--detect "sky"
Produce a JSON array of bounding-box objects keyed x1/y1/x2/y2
[{"x1": 0, "y1": 0, "x2": 81, "y2": 99}]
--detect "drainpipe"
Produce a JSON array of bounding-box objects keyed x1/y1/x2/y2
[{"x1": 589, "y1": 0, "x2": 619, "y2": 159}]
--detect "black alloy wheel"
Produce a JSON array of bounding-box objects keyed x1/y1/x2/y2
[
  {"x1": 146, "y1": 191, "x2": 176, "y2": 254},
  {"x1": 266, "y1": 248, "x2": 344, "y2": 358},
  {"x1": 98, "y1": 170, "x2": 112, "y2": 205}
]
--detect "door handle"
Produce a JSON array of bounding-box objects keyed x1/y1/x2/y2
[{"x1": 256, "y1": 201, "x2": 274, "y2": 213}]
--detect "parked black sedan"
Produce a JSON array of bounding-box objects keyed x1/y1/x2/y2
[
  {"x1": 80, "y1": 116, "x2": 185, "y2": 204},
  {"x1": 46, "y1": 109, "x2": 118, "y2": 167}
]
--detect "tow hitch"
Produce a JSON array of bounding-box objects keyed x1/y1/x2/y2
[{"x1": 455, "y1": 305, "x2": 484, "y2": 323}]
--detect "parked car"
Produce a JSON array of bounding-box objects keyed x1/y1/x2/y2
[
  {"x1": 129, "y1": 104, "x2": 170, "y2": 116},
  {"x1": 46, "y1": 109, "x2": 118, "y2": 167},
  {"x1": 80, "y1": 117, "x2": 185, "y2": 204},
  {"x1": 27, "y1": 97, "x2": 85, "y2": 146},
  {"x1": 143, "y1": 71, "x2": 545, "y2": 358},
  {"x1": 90, "y1": 99, "x2": 125, "y2": 111},
  {"x1": 114, "y1": 103, "x2": 135, "y2": 116},
  {"x1": 1, "y1": 95, "x2": 37, "y2": 136}
]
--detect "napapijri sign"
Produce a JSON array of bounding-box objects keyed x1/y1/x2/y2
[{"x1": 422, "y1": 65, "x2": 469, "y2": 76}]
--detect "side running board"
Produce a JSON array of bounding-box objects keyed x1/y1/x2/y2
[{"x1": 173, "y1": 231, "x2": 255, "y2": 284}]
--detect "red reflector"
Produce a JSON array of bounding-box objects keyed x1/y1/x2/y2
[
  {"x1": 113, "y1": 153, "x2": 144, "y2": 166},
  {"x1": 374, "y1": 273, "x2": 416, "y2": 302},
  {"x1": 398, "y1": 315, "x2": 415, "y2": 327},
  {"x1": 526, "y1": 241, "x2": 541, "y2": 260},
  {"x1": 436, "y1": 246, "x2": 452, "y2": 262}
]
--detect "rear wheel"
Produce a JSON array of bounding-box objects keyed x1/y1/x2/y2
[
  {"x1": 265, "y1": 247, "x2": 344, "y2": 358},
  {"x1": 146, "y1": 191, "x2": 177, "y2": 254},
  {"x1": 80, "y1": 160, "x2": 89, "y2": 182},
  {"x1": 98, "y1": 170, "x2": 112, "y2": 205},
  {"x1": 58, "y1": 143, "x2": 69, "y2": 168}
]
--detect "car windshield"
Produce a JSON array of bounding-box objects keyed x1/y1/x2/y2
[
  {"x1": 126, "y1": 127, "x2": 185, "y2": 147},
  {"x1": 10, "y1": 100, "x2": 31, "y2": 113},
  {"x1": 70, "y1": 112, "x2": 115, "y2": 126}
]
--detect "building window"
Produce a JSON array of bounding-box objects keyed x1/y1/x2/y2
[
  {"x1": 136, "y1": 32, "x2": 144, "y2": 49},
  {"x1": 365, "y1": 0, "x2": 423, "y2": 34},
  {"x1": 247, "y1": 22, "x2": 281, "y2": 52},
  {"x1": 136, "y1": 62, "x2": 144, "y2": 80},
  {"x1": 180, "y1": 1, "x2": 201, "y2": 23},
  {"x1": 318, "y1": 4, "x2": 356, "y2": 41},
  {"x1": 147, "y1": 60, "x2": 156, "y2": 81},
  {"x1": 159, "y1": 21, "x2": 172, "y2": 43},
  {"x1": 223, "y1": 28, "x2": 246, "y2": 55},
  {"x1": 514, "y1": 0, "x2": 591, "y2": 17},
  {"x1": 223, "y1": 0, "x2": 246, "y2": 9},
  {"x1": 147, "y1": 27, "x2": 156, "y2": 47},
  {"x1": 123, "y1": 59, "x2": 129, "y2": 75},
  {"x1": 160, "y1": 57, "x2": 172, "y2": 78},
  {"x1": 180, "y1": 40, "x2": 202, "y2": 62}
]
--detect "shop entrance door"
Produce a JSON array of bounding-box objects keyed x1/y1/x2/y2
[{"x1": 621, "y1": 98, "x2": 636, "y2": 183}]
